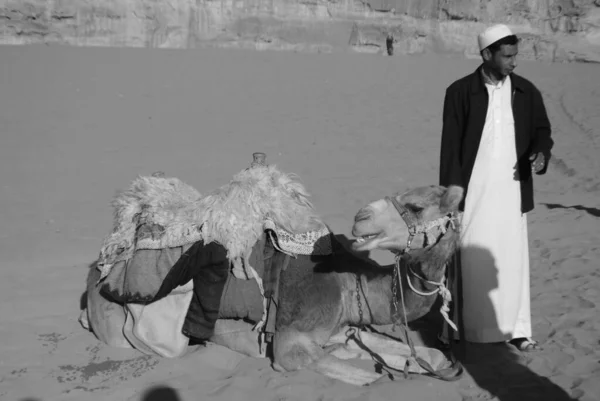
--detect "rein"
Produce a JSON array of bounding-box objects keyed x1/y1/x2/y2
[
  {"x1": 348, "y1": 194, "x2": 463, "y2": 381},
  {"x1": 386, "y1": 194, "x2": 459, "y2": 330},
  {"x1": 383, "y1": 194, "x2": 462, "y2": 381}
]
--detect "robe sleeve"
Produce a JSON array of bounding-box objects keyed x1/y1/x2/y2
[
  {"x1": 530, "y1": 86, "x2": 553, "y2": 175},
  {"x1": 439, "y1": 87, "x2": 464, "y2": 188}
]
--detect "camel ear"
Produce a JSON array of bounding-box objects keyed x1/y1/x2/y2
[{"x1": 440, "y1": 185, "x2": 464, "y2": 213}]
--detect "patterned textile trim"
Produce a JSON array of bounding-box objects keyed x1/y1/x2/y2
[
  {"x1": 135, "y1": 230, "x2": 204, "y2": 251},
  {"x1": 263, "y1": 219, "x2": 332, "y2": 257},
  {"x1": 98, "y1": 219, "x2": 332, "y2": 281},
  {"x1": 97, "y1": 230, "x2": 204, "y2": 281}
]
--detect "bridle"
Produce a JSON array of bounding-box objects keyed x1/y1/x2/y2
[
  {"x1": 385, "y1": 195, "x2": 458, "y2": 255},
  {"x1": 384, "y1": 194, "x2": 459, "y2": 319},
  {"x1": 349, "y1": 194, "x2": 464, "y2": 381},
  {"x1": 387, "y1": 194, "x2": 462, "y2": 378},
  {"x1": 383, "y1": 194, "x2": 462, "y2": 380}
]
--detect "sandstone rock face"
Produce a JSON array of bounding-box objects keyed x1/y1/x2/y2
[{"x1": 0, "y1": 0, "x2": 598, "y2": 62}]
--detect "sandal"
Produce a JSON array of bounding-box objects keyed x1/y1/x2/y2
[{"x1": 508, "y1": 337, "x2": 541, "y2": 352}]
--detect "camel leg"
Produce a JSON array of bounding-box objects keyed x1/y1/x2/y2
[
  {"x1": 308, "y1": 354, "x2": 385, "y2": 386},
  {"x1": 273, "y1": 330, "x2": 384, "y2": 386},
  {"x1": 209, "y1": 319, "x2": 266, "y2": 358},
  {"x1": 85, "y1": 266, "x2": 132, "y2": 349}
]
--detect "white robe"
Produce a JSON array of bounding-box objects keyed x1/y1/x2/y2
[{"x1": 457, "y1": 75, "x2": 532, "y2": 343}]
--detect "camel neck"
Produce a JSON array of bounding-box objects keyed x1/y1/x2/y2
[
  {"x1": 356, "y1": 273, "x2": 394, "y2": 325},
  {"x1": 344, "y1": 227, "x2": 459, "y2": 327},
  {"x1": 406, "y1": 227, "x2": 458, "y2": 282}
]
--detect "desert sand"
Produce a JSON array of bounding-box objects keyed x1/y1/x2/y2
[{"x1": 0, "y1": 44, "x2": 599, "y2": 401}]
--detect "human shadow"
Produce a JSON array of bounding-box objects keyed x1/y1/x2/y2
[
  {"x1": 140, "y1": 385, "x2": 182, "y2": 401},
  {"x1": 17, "y1": 385, "x2": 184, "y2": 401},
  {"x1": 542, "y1": 202, "x2": 600, "y2": 217},
  {"x1": 443, "y1": 246, "x2": 575, "y2": 401}
]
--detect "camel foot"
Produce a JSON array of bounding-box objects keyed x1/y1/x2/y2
[
  {"x1": 331, "y1": 329, "x2": 450, "y2": 375},
  {"x1": 209, "y1": 319, "x2": 266, "y2": 358},
  {"x1": 308, "y1": 354, "x2": 384, "y2": 386},
  {"x1": 274, "y1": 330, "x2": 384, "y2": 386}
]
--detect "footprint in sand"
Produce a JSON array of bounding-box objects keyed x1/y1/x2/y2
[
  {"x1": 37, "y1": 332, "x2": 68, "y2": 353},
  {"x1": 52, "y1": 355, "x2": 160, "y2": 393},
  {"x1": 562, "y1": 355, "x2": 600, "y2": 378},
  {"x1": 576, "y1": 375, "x2": 600, "y2": 401}
]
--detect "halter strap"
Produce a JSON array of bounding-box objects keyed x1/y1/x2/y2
[
  {"x1": 386, "y1": 195, "x2": 459, "y2": 254},
  {"x1": 386, "y1": 196, "x2": 418, "y2": 234}
]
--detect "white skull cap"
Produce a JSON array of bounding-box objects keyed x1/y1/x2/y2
[{"x1": 478, "y1": 24, "x2": 514, "y2": 52}]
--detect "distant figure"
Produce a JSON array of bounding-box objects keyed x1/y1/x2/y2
[
  {"x1": 438, "y1": 24, "x2": 553, "y2": 352},
  {"x1": 386, "y1": 34, "x2": 394, "y2": 56}
]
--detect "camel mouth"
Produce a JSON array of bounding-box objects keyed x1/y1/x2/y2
[
  {"x1": 352, "y1": 232, "x2": 387, "y2": 251},
  {"x1": 354, "y1": 234, "x2": 378, "y2": 243}
]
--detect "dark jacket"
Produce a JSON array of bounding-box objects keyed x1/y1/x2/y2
[{"x1": 439, "y1": 65, "x2": 554, "y2": 213}]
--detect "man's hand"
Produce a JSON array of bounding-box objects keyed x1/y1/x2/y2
[{"x1": 529, "y1": 152, "x2": 546, "y2": 174}]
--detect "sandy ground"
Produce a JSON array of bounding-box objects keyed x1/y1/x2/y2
[{"x1": 0, "y1": 44, "x2": 599, "y2": 401}]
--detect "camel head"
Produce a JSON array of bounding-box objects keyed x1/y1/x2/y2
[{"x1": 351, "y1": 185, "x2": 464, "y2": 253}]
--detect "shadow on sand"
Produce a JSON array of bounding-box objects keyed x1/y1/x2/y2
[
  {"x1": 542, "y1": 202, "x2": 600, "y2": 217},
  {"x1": 334, "y1": 235, "x2": 575, "y2": 401},
  {"x1": 17, "y1": 385, "x2": 183, "y2": 401},
  {"x1": 140, "y1": 385, "x2": 182, "y2": 401},
  {"x1": 419, "y1": 245, "x2": 575, "y2": 401}
]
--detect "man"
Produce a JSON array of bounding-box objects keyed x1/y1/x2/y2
[{"x1": 439, "y1": 24, "x2": 554, "y2": 351}]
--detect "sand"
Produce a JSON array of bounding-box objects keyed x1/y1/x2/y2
[{"x1": 0, "y1": 44, "x2": 599, "y2": 401}]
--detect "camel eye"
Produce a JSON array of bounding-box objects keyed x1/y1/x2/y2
[{"x1": 405, "y1": 203, "x2": 424, "y2": 214}]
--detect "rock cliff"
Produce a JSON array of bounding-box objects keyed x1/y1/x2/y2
[{"x1": 1, "y1": 0, "x2": 599, "y2": 62}]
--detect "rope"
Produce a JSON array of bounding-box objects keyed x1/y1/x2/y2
[
  {"x1": 406, "y1": 267, "x2": 442, "y2": 296},
  {"x1": 347, "y1": 254, "x2": 463, "y2": 382},
  {"x1": 406, "y1": 264, "x2": 458, "y2": 332},
  {"x1": 394, "y1": 256, "x2": 419, "y2": 376}
]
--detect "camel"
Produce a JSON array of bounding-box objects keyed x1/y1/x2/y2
[
  {"x1": 271, "y1": 184, "x2": 464, "y2": 385},
  {"x1": 82, "y1": 155, "x2": 464, "y2": 386}
]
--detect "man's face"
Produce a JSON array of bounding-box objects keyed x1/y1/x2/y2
[{"x1": 485, "y1": 44, "x2": 518, "y2": 77}]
